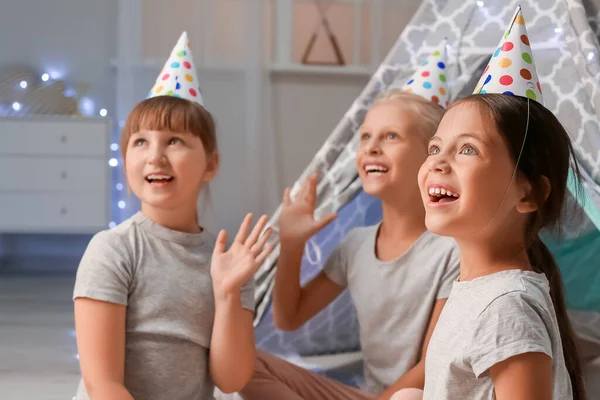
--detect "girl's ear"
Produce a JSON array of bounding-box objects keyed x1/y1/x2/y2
[
  {"x1": 203, "y1": 151, "x2": 219, "y2": 182},
  {"x1": 516, "y1": 175, "x2": 551, "y2": 214}
]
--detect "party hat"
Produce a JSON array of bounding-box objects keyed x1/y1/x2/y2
[
  {"x1": 473, "y1": 6, "x2": 543, "y2": 104},
  {"x1": 147, "y1": 31, "x2": 204, "y2": 106},
  {"x1": 402, "y1": 39, "x2": 450, "y2": 108}
]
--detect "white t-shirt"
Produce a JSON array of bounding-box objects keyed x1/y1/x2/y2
[{"x1": 424, "y1": 269, "x2": 573, "y2": 399}]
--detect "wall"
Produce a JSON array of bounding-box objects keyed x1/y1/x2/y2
[{"x1": 0, "y1": 0, "x2": 419, "y2": 270}]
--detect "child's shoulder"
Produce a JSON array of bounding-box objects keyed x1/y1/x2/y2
[
  {"x1": 86, "y1": 214, "x2": 143, "y2": 252},
  {"x1": 467, "y1": 271, "x2": 550, "y2": 317}
]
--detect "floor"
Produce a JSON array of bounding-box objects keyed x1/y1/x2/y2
[{"x1": 0, "y1": 273, "x2": 80, "y2": 400}]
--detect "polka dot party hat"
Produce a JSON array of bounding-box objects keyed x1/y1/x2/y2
[
  {"x1": 473, "y1": 6, "x2": 543, "y2": 105},
  {"x1": 147, "y1": 31, "x2": 204, "y2": 106},
  {"x1": 402, "y1": 39, "x2": 450, "y2": 108}
]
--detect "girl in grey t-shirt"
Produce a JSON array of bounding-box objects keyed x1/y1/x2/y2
[
  {"x1": 73, "y1": 32, "x2": 274, "y2": 400},
  {"x1": 397, "y1": 15, "x2": 586, "y2": 400}
]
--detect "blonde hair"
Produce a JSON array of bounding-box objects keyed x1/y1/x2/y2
[
  {"x1": 120, "y1": 95, "x2": 217, "y2": 161},
  {"x1": 371, "y1": 89, "x2": 444, "y2": 140}
]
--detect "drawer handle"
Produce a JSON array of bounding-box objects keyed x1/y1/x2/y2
[
  {"x1": 60, "y1": 171, "x2": 68, "y2": 180},
  {"x1": 60, "y1": 135, "x2": 68, "y2": 143},
  {"x1": 60, "y1": 206, "x2": 68, "y2": 215}
]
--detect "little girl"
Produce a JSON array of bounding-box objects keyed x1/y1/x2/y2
[
  {"x1": 72, "y1": 32, "x2": 273, "y2": 400},
  {"x1": 241, "y1": 42, "x2": 460, "y2": 400},
  {"x1": 396, "y1": 8, "x2": 586, "y2": 400}
]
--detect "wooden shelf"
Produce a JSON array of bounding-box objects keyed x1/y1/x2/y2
[{"x1": 269, "y1": 63, "x2": 371, "y2": 77}]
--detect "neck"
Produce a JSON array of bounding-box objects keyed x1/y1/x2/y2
[
  {"x1": 378, "y1": 195, "x2": 426, "y2": 242},
  {"x1": 455, "y1": 235, "x2": 531, "y2": 281},
  {"x1": 141, "y1": 203, "x2": 201, "y2": 233}
]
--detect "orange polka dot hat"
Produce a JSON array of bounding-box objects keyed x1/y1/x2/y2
[
  {"x1": 147, "y1": 31, "x2": 204, "y2": 106},
  {"x1": 473, "y1": 6, "x2": 543, "y2": 104},
  {"x1": 401, "y1": 39, "x2": 450, "y2": 108}
]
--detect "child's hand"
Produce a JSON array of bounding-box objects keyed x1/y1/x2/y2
[
  {"x1": 279, "y1": 174, "x2": 337, "y2": 245},
  {"x1": 211, "y1": 214, "x2": 274, "y2": 299}
]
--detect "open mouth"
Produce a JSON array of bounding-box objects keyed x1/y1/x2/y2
[
  {"x1": 364, "y1": 164, "x2": 389, "y2": 176},
  {"x1": 428, "y1": 186, "x2": 460, "y2": 204},
  {"x1": 145, "y1": 174, "x2": 174, "y2": 185}
]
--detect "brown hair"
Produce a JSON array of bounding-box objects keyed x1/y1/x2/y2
[
  {"x1": 451, "y1": 94, "x2": 586, "y2": 399},
  {"x1": 373, "y1": 89, "x2": 445, "y2": 140},
  {"x1": 120, "y1": 95, "x2": 217, "y2": 161}
]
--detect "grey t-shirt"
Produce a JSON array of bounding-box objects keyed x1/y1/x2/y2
[
  {"x1": 73, "y1": 212, "x2": 255, "y2": 400},
  {"x1": 323, "y1": 224, "x2": 460, "y2": 394},
  {"x1": 423, "y1": 270, "x2": 572, "y2": 399}
]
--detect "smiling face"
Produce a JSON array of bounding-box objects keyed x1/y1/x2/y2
[
  {"x1": 125, "y1": 130, "x2": 218, "y2": 212},
  {"x1": 356, "y1": 100, "x2": 430, "y2": 202},
  {"x1": 417, "y1": 101, "x2": 531, "y2": 240},
  {"x1": 121, "y1": 96, "x2": 219, "y2": 216}
]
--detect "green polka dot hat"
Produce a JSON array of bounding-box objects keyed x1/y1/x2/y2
[
  {"x1": 401, "y1": 39, "x2": 450, "y2": 108},
  {"x1": 147, "y1": 31, "x2": 204, "y2": 106},
  {"x1": 473, "y1": 6, "x2": 544, "y2": 104}
]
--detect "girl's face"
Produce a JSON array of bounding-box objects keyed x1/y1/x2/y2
[
  {"x1": 418, "y1": 101, "x2": 534, "y2": 240},
  {"x1": 356, "y1": 101, "x2": 429, "y2": 201},
  {"x1": 125, "y1": 130, "x2": 218, "y2": 212}
]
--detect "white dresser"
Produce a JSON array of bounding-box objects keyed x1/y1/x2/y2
[{"x1": 0, "y1": 117, "x2": 111, "y2": 234}]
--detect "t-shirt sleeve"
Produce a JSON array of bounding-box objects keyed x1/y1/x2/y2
[
  {"x1": 240, "y1": 277, "x2": 255, "y2": 312},
  {"x1": 321, "y1": 238, "x2": 348, "y2": 287},
  {"x1": 73, "y1": 230, "x2": 134, "y2": 306},
  {"x1": 465, "y1": 292, "x2": 553, "y2": 378},
  {"x1": 436, "y1": 243, "x2": 460, "y2": 299}
]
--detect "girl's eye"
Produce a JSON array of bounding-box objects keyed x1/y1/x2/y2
[
  {"x1": 460, "y1": 144, "x2": 478, "y2": 156},
  {"x1": 386, "y1": 132, "x2": 399, "y2": 140},
  {"x1": 169, "y1": 137, "x2": 183, "y2": 145},
  {"x1": 428, "y1": 145, "x2": 440, "y2": 156},
  {"x1": 133, "y1": 138, "x2": 146, "y2": 146},
  {"x1": 360, "y1": 133, "x2": 371, "y2": 141}
]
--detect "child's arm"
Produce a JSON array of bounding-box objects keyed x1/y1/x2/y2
[
  {"x1": 272, "y1": 174, "x2": 341, "y2": 331},
  {"x1": 74, "y1": 298, "x2": 134, "y2": 400},
  {"x1": 376, "y1": 298, "x2": 447, "y2": 399},
  {"x1": 490, "y1": 352, "x2": 553, "y2": 400},
  {"x1": 209, "y1": 214, "x2": 274, "y2": 393}
]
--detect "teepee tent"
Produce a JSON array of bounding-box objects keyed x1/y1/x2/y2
[{"x1": 253, "y1": 0, "x2": 600, "y2": 390}]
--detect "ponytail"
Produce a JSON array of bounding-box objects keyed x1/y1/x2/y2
[{"x1": 528, "y1": 236, "x2": 587, "y2": 400}]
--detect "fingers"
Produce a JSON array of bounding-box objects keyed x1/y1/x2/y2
[
  {"x1": 254, "y1": 243, "x2": 275, "y2": 269},
  {"x1": 251, "y1": 226, "x2": 273, "y2": 255},
  {"x1": 213, "y1": 229, "x2": 227, "y2": 255},
  {"x1": 305, "y1": 174, "x2": 318, "y2": 205},
  {"x1": 234, "y1": 213, "x2": 253, "y2": 244},
  {"x1": 246, "y1": 215, "x2": 269, "y2": 247}
]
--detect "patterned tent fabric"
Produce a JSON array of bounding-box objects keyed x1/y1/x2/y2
[{"x1": 253, "y1": 0, "x2": 600, "y2": 358}]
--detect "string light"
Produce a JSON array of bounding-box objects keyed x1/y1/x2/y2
[
  {"x1": 41, "y1": 73, "x2": 50, "y2": 82},
  {"x1": 109, "y1": 158, "x2": 119, "y2": 167},
  {"x1": 99, "y1": 108, "x2": 108, "y2": 117},
  {"x1": 554, "y1": 28, "x2": 562, "y2": 33},
  {"x1": 110, "y1": 143, "x2": 119, "y2": 151},
  {"x1": 588, "y1": 52, "x2": 595, "y2": 61},
  {"x1": 19, "y1": 81, "x2": 28, "y2": 89},
  {"x1": 476, "y1": 1, "x2": 484, "y2": 7},
  {"x1": 118, "y1": 201, "x2": 126, "y2": 209},
  {"x1": 116, "y1": 183, "x2": 124, "y2": 191},
  {"x1": 12, "y1": 102, "x2": 21, "y2": 111},
  {"x1": 109, "y1": 222, "x2": 117, "y2": 228}
]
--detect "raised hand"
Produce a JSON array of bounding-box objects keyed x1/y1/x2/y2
[
  {"x1": 211, "y1": 214, "x2": 274, "y2": 298},
  {"x1": 279, "y1": 174, "x2": 337, "y2": 245}
]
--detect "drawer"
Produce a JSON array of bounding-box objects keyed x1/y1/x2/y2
[
  {"x1": 0, "y1": 157, "x2": 108, "y2": 193},
  {"x1": 0, "y1": 192, "x2": 109, "y2": 233},
  {"x1": 0, "y1": 119, "x2": 109, "y2": 157}
]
